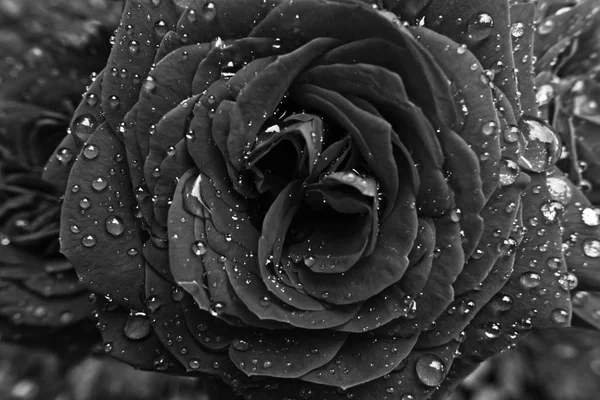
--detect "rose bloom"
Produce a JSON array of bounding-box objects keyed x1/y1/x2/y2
[{"x1": 43, "y1": 0, "x2": 599, "y2": 398}]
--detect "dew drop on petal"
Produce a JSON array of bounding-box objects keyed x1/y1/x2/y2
[
  {"x1": 209, "y1": 302, "x2": 225, "y2": 316},
  {"x1": 72, "y1": 114, "x2": 97, "y2": 142},
  {"x1": 105, "y1": 216, "x2": 125, "y2": 237},
  {"x1": 55, "y1": 148, "x2": 73, "y2": 164},
  {"x1": 202, "y1": 2, "x2": 216, "y2": 20},
  {"x1": 189, "y1": 359, "x2": 200, "y2": 369},
  {"x1": 582, "y1": 238, "x2": 600, "y2": 258},
  {"x1": 85, "y1": 93, "x2": 99, "y2": 107},
  {"x1": 582, "y1": 208, "x2": 600, "y2": 226},
  {"x1": 503, "y1": 125, "x2": 520, "y2": 143},
  {"x1": 143, "y1": 76, "x2": 156, "y2": 92},
  {"x1": 481, "y1": 322, "x2": 501, "y2": 339},
  {"x1": 83, "y1": 144, "x2": 99, "y2": 160},
  {"x1": 154, "y1": 20, "x2": 168, "y2": 37},
  {"x1": 550, "y1": 308, "x2": 569, "y2": 325},
  {"x1": 123, "y1": 311, "x2": 151, "y2": 340},
  {"x1": 415, "y1": 354, "x2": 445, "y2": 387},
  {"x1": 191, "y1": 240, "x2": 207, "y2": 256},
  {"x1": 540, "y1": 201, "x2": 564, "y2": 224},
  {"x1": 466, "y1": 12, "x2": 494, "y2": 41},
  {"x1": 92, "y1": 176, "x2": 108, "y2": 191},
  {"x1": 128, "y1": 40, "x2": 140, "y2": 55},
  {"x1": 520, "y1": 272, "x2": 542, "y2": 288},
  {"x1": 546, "y1": 176, "x2": 572, "y2": 205},
  {"x1": 108, "y1": 95, "x2": 120, "y2": 110},
  {"x1": 518, "y1": 116, "x2": 561, "y2": 173},
  {"x1": 233, "y1": 340, "x2": 250, "y2": 351},
  {"x1": 499, "y1": 159, "x2": 520, "y2": 186},
  {"x1": 558, "y1": 272, "x2": 578, "y2": 291},
  {"x1": 171, "y1": 286, "x2": 184, "y2": 302},
  {"x1": 510, "y1": 22, "x2": 524, "y2": 38},
  {"x1": 81, "y1": 234, "x2": 97, "y2": 248},
  {"x1": 146, "y1": 295, "x2": 162, "y2": 312},
  {"x1": 481, "y1": 121, "x2": 498, "y2": 136}
]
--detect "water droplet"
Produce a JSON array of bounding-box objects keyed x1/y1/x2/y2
[
  {"x1": 191, "y1": 241, "x2": 207, "y2": 256},
  {"x1": 510, "y1": 22, "x2": 524, "y2": 38},
  {"x1": 536, "y1": 84, "x2": 555, "y2": 106},
  {"x1": 70, "y1": 225, "x2": 80, "y2": 234},
  {"x1": 92, "y1": 176, "x2": 108, "y2": 191},
  {"x1": 146, "y1": 295, "x2": 162, "y2": 312},
  {"x1": 550, "y1": 308, "x2": 569, "y2": 325},
  {"x1": 558, "y1": 272, "x2": 578, "y2": 291},
  {"x1": 456, "y1": 44, "x2": 467, "y2": 55},
  {"x1": 81, "y1": 234, "x2": 97, "y2": 248},
  {"x1": 518, "y1": 116, "x2": 561, "y2": 173},
  {"x1": 499, "y1": 159, "x2": 520, "y2": 186},
  {"x1": 72, "y1": 114, "x2": 97, "y2": 141},
  {"x1": 401, "y1": 394, "x2": 414, "y2": 400},
  {"x1": 263, "y1": 361, "x2": 272, "y2": 369},
  {"x1": 83, "y1": 144, "x2": 99, "y2": 159},
  {"x1": 209, "y1": 302, "x2": 225, "y2": 316},
  {"x1": 186, "y1": 8, "x2": 197, "y2": 22},
  {"x1": 503, "y1": 125, "x2": 520, "y2": 143},
  {"x1": 103, "y1": 342, "x2": 113, "y2": 353},
  {"x1": 233, "y1": 339, "x2": 250, "y2": 351},
  {"x1": 56, "y1": 148, "x2": 73, "y2": 164},
  {"x1": 123, "y1": 311, "x2": 151, "y2": 340},
  {"x1": 203, "y1": 2, "x2": 216, "y2": 20},
  {"x1": 538, "y1": 19, "x2": 555, "y2": 35},
  {"x1": 259, "y1": 296, "x2": 271, "y2": 307},
  {"x1": 128, "y1": 40, "x2": 140, "y2": 55},
  {"x1": 154, "y1": 20, "x2": 168, "y2": 37},
  {"x1": 582, "y1": 208, "x2": 600, "y2": 226},
  {"x1": 143, "y1": 76, "x2": 156, "y2": 92},
  {"x1": 385, "y1": 387, "x2": 395, "y2": 394},
  {"x1": 415, "y1": 354, "x2": 445, "y2": 387},
  {"x1": 520, "y1": 272, "x2": 542, "y2": 288},
  {"x1": 79, "y1": 197, "x2": 92, "y2": 210},
  {"x1": 127, "y1": 248, "x2": 139, "y2": 256},
  {"x1": 171, "y1": 286, "x2": 184, "y2": 302},
  {"x1": 546, "y1": 176, "x2": 572, "y2": 205},
  {"x1": 540, "y1": 201, "x2": 564, "y2": 224},
  {"x1": 492, "y1": 294, "x2": 513, "y2": 311},
  {"x1": 105, "y1": 216, "x2": 125, "y2": 237},
  {"x1": 85, "y1": 93, "x2": 98, "y2": 107},
  {"x1": 108, "y1": 95, "x2": 120, "y2": 110},
  {"x1": 481, "y1": 322, "x2": 501, "y2": 339},
  {"x1": 582, "y1": 238, "x2": 600, "y2": 258},
  {"x1": 189, "y1": 359, "x2": 200, "y2": 369},
  {"x1": 466, "y1": 12, "x2": 494, "y2": 41},
  {"x1": 304, "y1": 256, "x2": 316, "y2": 267},
  {"x1": 154, "y1": 355, "x2": 169, "y2": 371},
  {"x1": 481, "y1": 121, "x2": 498, "y2": 136}
]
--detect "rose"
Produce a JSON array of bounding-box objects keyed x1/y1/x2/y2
[{"x1": 50, "y1": 0, "x2": 582, "y2": 398}]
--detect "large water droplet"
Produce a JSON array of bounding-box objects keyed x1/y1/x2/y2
[
  {"x1": 233, "y1": 339, "x2": 250, "y2": 351},
  {"x1": 209, "y1": 302, "x2": 225, "y2": 316},
  {"x1": 92, "y1": 176, "x2": 108, "y2": 192},
  {"x1": 466, "y1": 12, "x2": 494, "y2": 41},
  {"x1": 154, "y1": 20, "x2": 169, "y2": 37},
  {"x1": 128, "y1": 40, "x2": 140, "y2": 55},
  {"x1": 520, "y1": 272, "x2": 542, "y2": 288},
  {"x1": 546, "y1": 176, "x2": 572, "y2": 205},
  {"x1": 558, "y1": 272, "x2": 578, "y2": 291},
  {"x1": 582, "y1": 208, "x2": 600, "y2": 226},
  {"x1": 72, "y1": 114, "x2": 97, "y2": 142},
  {"x1": 540, "y1": 200, "x2": 564, "y2": 224},
  {"x1": 480, "y1": 322, "x2": 501, "y2": 339},
  {"x1": 124, "y1": 311, "x2": 151, "y2": 340},
  {"x1": 499, "y1": 159, "x2": 520, "y2": 186},
  {"x1": 518, "y1": 116, "x2": 561, "y2": 173},
  {"x1": 143, "y1": 76, "x2": 156, "y2": 92},
  {"x1": 81, "y1": 234, "x2": 97, "y2": 248},
  {"x1": 582, "y1": 238, "x2": 600, "y2": 258},
  {"x1": 202, "y1": 2, "x2": 216, "y2": 20},
  {"x1": 415, "y1": 354, "x2": 445, "y2": 387},
  {"x1": 550, "y1": 308, "x2": 569, "y2": 325},
  {"x1": 105, "y1": 216, "x2": 125, "y2": 237},
  {"x1": 191, "y1": 240, "x2": 207, "y2": 256},
  {"x1": 56, "y1": 148, "x2": 73, "y2": 164},
  {"x1": 108, "y1": 95, "x2": 120, "y2": 110},
  {"x1": 510, "y1": 22, "x2": 524, "y2": 38},
  {"x1": 83, "y1": 144, "x2": 99, "y2": 160}
]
